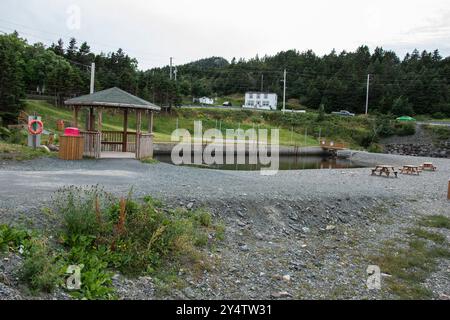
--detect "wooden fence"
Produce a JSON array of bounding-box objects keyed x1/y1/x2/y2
[{"x1": 80, "y1": 131, "x2": 101, "y2": 158}]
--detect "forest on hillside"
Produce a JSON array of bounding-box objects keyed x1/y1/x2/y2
[{"x1": 1, "y1": 31, "x2": 450, "y2": 124}]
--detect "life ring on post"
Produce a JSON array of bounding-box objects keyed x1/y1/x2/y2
[{"x1": 28, "y1": 119, "x2": 44, "y2": 135}]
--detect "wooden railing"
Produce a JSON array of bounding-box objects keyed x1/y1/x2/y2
[
  {"x1": 80, "y1": 131, "x2": 101, "y2": 158},
  {"x1": 320, "y1": 139, "x2": 347, "y2": 150},
  {"x1": 101, "y1": 131, "x2": 136, "y2": 153}
]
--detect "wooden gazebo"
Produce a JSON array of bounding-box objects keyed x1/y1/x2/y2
[{"x1": 64, "y1": 87, "x2": 161, "y2": 159}]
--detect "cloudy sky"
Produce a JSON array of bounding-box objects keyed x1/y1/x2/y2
[{"x1": 1, "y1": 0, "x2": 450, "y2": 69}]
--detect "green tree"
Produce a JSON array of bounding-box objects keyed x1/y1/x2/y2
[{"x1": 0, "y1": 33, "x2": 26, "y2": 124}]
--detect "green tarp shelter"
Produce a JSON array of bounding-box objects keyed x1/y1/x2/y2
[{"x1": 396, "y1": 116, "x2": 416, "y2": 122}]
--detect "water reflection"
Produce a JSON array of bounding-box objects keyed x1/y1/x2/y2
[{"x1": 154, "y1": 154, "x2": 363, "y2": 171}]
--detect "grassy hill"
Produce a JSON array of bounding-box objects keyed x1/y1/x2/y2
[{"x1": 23, "y1": 99, "x2": 377, "y2": 148}]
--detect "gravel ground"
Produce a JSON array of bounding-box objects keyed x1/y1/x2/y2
[{"x1": 0, "y1": 151, "x2": 449, "y2": 299}]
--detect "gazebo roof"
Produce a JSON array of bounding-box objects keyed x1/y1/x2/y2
[{"x1": 64, "y1": 87, "x2": 161, "y2": 111}]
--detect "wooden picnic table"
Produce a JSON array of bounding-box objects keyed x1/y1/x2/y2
[
  {"x1": 400, "y1": 165, "x2": 421, "y2": 175},
  {"x1": 419, "y1": 162, "x2": 437, "y2": 171},
  {"x1": 371, "y1": 165, "x2": 398, "y2": 178}
]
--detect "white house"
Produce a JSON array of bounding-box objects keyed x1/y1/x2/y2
[
  {"x1": 243, "y1": 92, "x2": 277, "y2": 110},
  {"x1": 194, "y1": 97, "x2": 215, "y2": 105}
]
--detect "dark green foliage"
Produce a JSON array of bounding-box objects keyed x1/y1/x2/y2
[
  {"x1": 0, "y1": 33, "x2": 25, "y2": 124},
  {"x1": 2, "y1": 31, "x2": 449, "y2": 120}
]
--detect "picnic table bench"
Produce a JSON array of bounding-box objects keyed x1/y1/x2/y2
[
  {"x1": 371, "y1": 165, "x2": 398, "y2": 178},
  {"x1": 399, "y1": 165, "x2": 422, "y2": 175},
  {"x1": 419, "y1": 162, "x2": 437, "y2": 171}
]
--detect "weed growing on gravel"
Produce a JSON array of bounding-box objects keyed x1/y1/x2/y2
[
  {"x1": 372, "y1": 225, "x2": 450, "y2": 299},
  {"x1": 53, "y1": 186, "x2": 222, "y2": 299},
  {"x1": 0, "y1": 225, "x2": 32, "y2": 252},
  {"x1": 19, "y1": 237, "x2": 64, "y2": 293},
  {"x1": 408, "y1": 228, "x2": 446, "y2": 244},
  {"x1": 419, "y1": 215, "x2": 450, "y2": 229}
]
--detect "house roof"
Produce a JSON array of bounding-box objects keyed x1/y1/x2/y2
[
  {"x1": 64, "y1": 87, "x2": 161, "y2": 111},
  {"x1": 245, "y1": 92, "x2": 277, "y2": 95}
]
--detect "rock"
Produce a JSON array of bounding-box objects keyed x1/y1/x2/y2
[
  {"x1": 186, "y1": 202, "x2": 194, "y2": 209},
  {"x1": 326, "y1": 225, "x2": 336, "y2": 231},
  {"x1": 271, "y1": 291, "x2": 292, "y2": 298},
  {"x1": 282, "y1": 275, "x2": 291, "y2": 282},
  {"x1": 239, "y1": 244, "x2": 249, "y2": 252},
  {"x1": 302, "y1": 227, "x2": 310, "y2": 233}
]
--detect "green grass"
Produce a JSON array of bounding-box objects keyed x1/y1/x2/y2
[
  {"x1": 371, "y1": 218, "x2": 450, "y2": 299},
  {"x1": 408, "y1": 227, "x2": 447, "y2": 244},
  {"x1": 24, "y1": 99, "x2": 380, "y2": 148},
  {"x1": 0, "y1": 141, "x2": 53, "y2": 161},
  {"x1": 419, "y1": 215, "x2": 450, "y2": 229}
]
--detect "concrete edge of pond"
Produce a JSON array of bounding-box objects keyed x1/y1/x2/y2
[{"x1": 154, "y1": 143, "x2": 329, "y2": 156}]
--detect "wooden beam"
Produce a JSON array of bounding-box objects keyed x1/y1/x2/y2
[
  {"x1": 123, "y1": 109, "x2": 128, "y2": 152},
  {"x1": 148, "y1": 111, "x2": 153, "y2": 133},
  {"x1": 136, "y1": 109, "x2": 142, "y2": 134},
  {"x1": 73, "y1": 106, "x2": 79, "y2": 128},
  {"x1": 97, "y1": 108, "x2": 102, "y2": 132},
  {"x1": 136, "y1": 109, "x2": 142, "y2": 159}
]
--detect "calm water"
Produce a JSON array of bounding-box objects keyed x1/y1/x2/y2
[{"x1": 154, "y1": 154, "x2": 364, "y2": 171}]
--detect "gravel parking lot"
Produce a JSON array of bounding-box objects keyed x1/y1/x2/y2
[{"x1": 0, "y1": 151, "x2": 449, "y2": 299}]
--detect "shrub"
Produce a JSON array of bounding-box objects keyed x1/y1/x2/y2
[
  {"x1": 367, "y1": 143, "x2": 383, "y2": 153},
  {"x1": 19, "y1": 237, "x2": 62, "y2": 293},
  {"x1": 394, "y1": 123, "x2": 416, "y2": 136},
  {"x1": 51, "y1": 187, "x2": 222, "y2": 298},
  {"x1": 432, "y1": 112, "x2": 446, "y2": 119},
  {"x1": 0, "y1": 224, "x2": 31, "y2": 252}
]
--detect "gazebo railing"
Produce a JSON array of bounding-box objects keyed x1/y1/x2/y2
[
  {"x1": 80, "y1": 131, "x2": 101, "y2": 158},
  {"x1": 101, "y1": 131, "x2": 136, "y2": 153}
]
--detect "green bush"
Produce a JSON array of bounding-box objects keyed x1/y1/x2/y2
[
  {"x1": 432, "y1": 112, "x2": 446, "y2": 119},
  {"x1": 7, "y1": 128, "x2": 26, "y2": 144},
  {"x1": 0, "y1": 127, "x2": 11, "y2": 140},
  {"x1": 19, "y1": 237, "x2": 62, "y2": 293},
  {"x1": 394, "y1": 123, "x2": 416, "y2": 136},
  {"x1": 0, "y1": 224, "x2": 31, "y2": 252},
  {"x1": 51, "y1": 187, "x2": 222, "y2": 298},
  {"x1": 367, "y1": 143, "x2": 384, "y2": 153}
]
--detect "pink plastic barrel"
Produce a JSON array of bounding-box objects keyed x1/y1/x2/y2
[{"x1": 64, "y1": 127, "x2": 80, "y2": 137}]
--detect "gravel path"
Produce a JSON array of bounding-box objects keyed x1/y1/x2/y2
[{"x1": 0, "y1": 152, "x2": 449, "y2": 299}]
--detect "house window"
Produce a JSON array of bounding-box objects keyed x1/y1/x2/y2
[
  {"x1": 248, "y1": 100, "x2": 254, "y2": 106},
  {"x1": 249, "y1": 93, "x2": 253, "y2": 98},
  {"x1": 263, "y1": 100, "x2": 269, "y2": 106},
  {"x1": 264, "y1": 93, "x2": 268, "y2": 99},
  {"x1": 256, "y1": 93, "x2": 261, "y2": 99}
]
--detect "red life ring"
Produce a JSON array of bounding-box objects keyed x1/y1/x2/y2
[{"x1": 28, "y1": 119, "x2": 44, "y2": 135}]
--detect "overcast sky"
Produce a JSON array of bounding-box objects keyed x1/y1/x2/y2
[{"x1": 1, "y1": 0, "x2": 450, "y2": 69}]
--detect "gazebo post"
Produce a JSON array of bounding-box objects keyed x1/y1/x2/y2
[
  {"x1": 97, "y1": 108, "x2": 102, "y2": 158},
  {"x1": 136, "y1": 109, "x2": 142, "y2": 158},
  {"x1": 148, "y1": 111, "x2": 153, "y2": 133},
  {"x1": 73, "y1": 106, "x2": 79, "y2": 128},
  {"x1": 122, "y1": 109, "x2": 128, "y2": 152}
]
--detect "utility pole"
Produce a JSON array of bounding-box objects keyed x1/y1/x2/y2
[
  {"x1": 282, "y1": 69, "x2": 287, "y2": 113},
  {"x1": 90, "y1": 62, "x2": 96, "y2": 94},
  {"x1": 169, "y1": 57, "x2": 173, "y2": 80},
  {"x1": 365, "y1": 74, "x2": 370, "y2": 115},
  {"x1": 261, "y1": 74, "x2": 264, "y2": 92},
  {"x1": 174, "y1": 67, "x2": 178, "y2": 81}
]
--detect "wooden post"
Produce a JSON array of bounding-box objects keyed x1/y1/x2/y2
[
  {"x1": 136, "y1": 109, "x2": 142, "y2": 158},
  {"x1": 73, "y1": 106, "x2": 79, "y2": 128},
  {"x1": 448, "y1": 180, "x2": 450, "y2": 200},
  {"x1": 148, "y1": 111, "x2": 153, "y2": 133},
  {"x1": 123, "y1": 109, "x2": 128, "y2": 152},
  {"x1": 97, "y1": 108, "x2": 102, "y2": 132}
]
